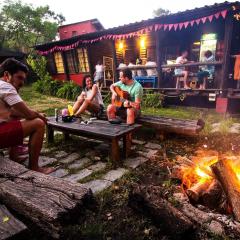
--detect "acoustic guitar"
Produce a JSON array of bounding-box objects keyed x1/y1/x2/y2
[{"x1": 112, "y1": 86, "x2": 130, "y2": 108}]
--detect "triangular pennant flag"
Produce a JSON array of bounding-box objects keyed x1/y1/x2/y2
[
  {"x1": 221, "y1": 10, "x2": 227, "y2": 19},
  {"x1": 190, "y1": 20, "x2": 195, "y2": 26},
  {"x1": 174, "y1": 23, "x2": 178, "y2": 31},
  {"x1": 179, "y1": 23, "x2": 184, "y2": 30},
  {"x1": 164, "y1": 24, "x2": 168, "y2": 31},
  {"x1": 201, "y1": 17, "x2": 207, "y2": 24},
  {"x1": 196, "y1": 19, "x2": 201, "y2": 25},
  {"x1": 215, "y1": 12, "x2": 220, "y2": 19},
  {"x1": 184, "y1": 21, "x2": 189, "y2": 28},
  {"x1": 168, "y1": 24, "x2": 173, "y2": 31},
  {"x1": 154, "y1": 24, "x2": 159, "y2": 31},
  {"x1": 148, "y1": 25, "x2": 153, "y2": 31},
  {"x1": 208, "y1": 15, "x2": 214, "y2": 22}
]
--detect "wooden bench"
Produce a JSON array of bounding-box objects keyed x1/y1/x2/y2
[
  {"x1": 46, "y1": 117, "x2": 141, "y2": 165},
  {"x1": 0, "y1": 156, "x2": 93, "y2": 238},
  {"x1": 137, "y1": 115, "x2": 205, "y2": 136}
]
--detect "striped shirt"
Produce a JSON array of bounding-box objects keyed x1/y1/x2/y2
[{"x1": 0, "y1": 80, "x2": 23, "y2": 123}]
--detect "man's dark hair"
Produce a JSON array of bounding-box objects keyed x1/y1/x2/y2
[
  {"x1": 122, "y1": 68, "x2": 132, "y2": 80},
  {"x1": 82, "y1": 74, "x2": 92, "y2": 89},
  {"x1": 0, "y1": 58, "x2": 29, "y2": 77}
]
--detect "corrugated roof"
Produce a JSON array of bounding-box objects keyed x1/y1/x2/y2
[{"x1": 35, "y1": 1, "x2": 240, "y2": 51}]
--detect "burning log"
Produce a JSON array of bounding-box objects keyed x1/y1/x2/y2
[
  {"x1": 202, "y1": 179, "x2": 223, "y2": 210},
  {"x1": 128, "y1": 184, "x2": 194, "y2": 238},
  {"x1": 186, "y1": 180, "x2": 212, "y2": 202},
  {"x1": 211, "y1": 158, "x2": 240, "y2": 221}
]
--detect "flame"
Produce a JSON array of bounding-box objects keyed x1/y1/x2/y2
[{"x1": 182, "y1": 151, "x2": 218, "y2": 189}]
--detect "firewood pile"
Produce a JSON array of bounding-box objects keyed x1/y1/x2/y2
[{"x1": 129, "y1": 150, "x2": 240, "y2": 239}]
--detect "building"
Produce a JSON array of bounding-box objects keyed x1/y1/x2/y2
[
  {"x1": 35, "y1": 1, "x2": 240, "y2": 111},
  {"x1": 58, "y1": 19, "x2": 104, "y2": 40}
]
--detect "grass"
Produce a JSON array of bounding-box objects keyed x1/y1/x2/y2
[
  {"x1": 20, "y1": 85, "x2": 240, "y2": 136},
  {"x1": 20, "y1": 85, "x2": 74, "y2": 116}
]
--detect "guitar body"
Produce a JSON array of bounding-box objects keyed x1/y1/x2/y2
[{"x1": 112, "y1": 86, "x2": 130, "y2": 107}]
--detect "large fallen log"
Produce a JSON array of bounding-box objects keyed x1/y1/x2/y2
[
  {"x1": 0, "y1": 204, "x2": 28, "y2": 240},
  {"x1": 0, "y1": 157, "x2": 94, "y2": 238},
  {"x1": 128, "y1": 184, "x2": 194, "y2": 238},
  {"x1": 211, "y1": 158, "x2": 240, "y2": 221}
]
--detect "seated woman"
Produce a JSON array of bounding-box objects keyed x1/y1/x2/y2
[
  {"x1": 197, "y1": 50, "x2": 215, "y2": 89},
  {"x1": 73, "y1": 75, "x2": 104, "y2": 118}
]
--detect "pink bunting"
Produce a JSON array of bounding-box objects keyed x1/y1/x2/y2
[
  {"x1": 183, "y1": 21, "x2": 189, "y2": 28},
  {"x1": 174, "y1": 23, "x2": 178, "y2": 31},
  {"x1": 164, "y1": 24, "x2": 168, "y2": 31},
  {"x1": 190, "y1": 20, "x2": 195, "y2": 26},
  {"x1": 201, "y1": 17, "x2": 207, "y2": 24},
  {"x1": 196, "y1": 19, "x2": 201, "y2": 25},
  {"x1": 208, "y1": 15, "x2": 213, "y2": 22},
  {"x1": 221, "y1": 10, "x2": 227, "y2": 19},
  {"x1": 179, "y1": 23, "x2": 184, "y2": 30},
  {"x1": 148, "y1": 25, "x2": 153, "y2": 31},
  {"x1": 214, "y1": 12, "x2": 220, "y2": 19},
  {"x1": 168, "y1": 24, "x2": 173, "y2": 31}
]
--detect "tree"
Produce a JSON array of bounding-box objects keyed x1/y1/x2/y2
[
  {"x1": 153, "y1": 8, "x2": 171, "y2": 17},
  {"x1": 0, "y1": 0, "x2": 65, "y2": 53}
]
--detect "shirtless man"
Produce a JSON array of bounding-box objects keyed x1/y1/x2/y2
[{"x1": 0, "y1": 58, "x2": 54, "y2": 174}]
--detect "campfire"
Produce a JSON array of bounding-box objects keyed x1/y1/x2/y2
[{"x1": 175, "y1": 150, "x2": 240, "y2": 221}]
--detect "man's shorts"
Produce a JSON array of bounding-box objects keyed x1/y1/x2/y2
[
  {"x1": 0, "y1": 120, "x2": 23, "y2": 148},
  {"x1": 116, "y1": 107, "x2": 141, "y2": 120}
]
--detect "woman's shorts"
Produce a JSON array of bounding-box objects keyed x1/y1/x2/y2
[{"x1": 0, "y1": 120, "x2": 23, "y2": 148}]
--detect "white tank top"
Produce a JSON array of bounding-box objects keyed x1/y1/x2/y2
[{"x1": 85, "y1": 85, "x2": 104, "y2": 106}]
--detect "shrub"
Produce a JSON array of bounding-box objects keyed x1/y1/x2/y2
[
  {"x1": 56, "y1": 81, "x2": 81, "y2": 100},
  {"x1": 142, "y1": 92, "x2": 164, "y2": 108}
]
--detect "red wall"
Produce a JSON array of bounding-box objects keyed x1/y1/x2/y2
[
  {"x1": 59, "y1": 22, "x2": 97, "y2": 40},
  {"x1": 52, "y1": 73, "x2": 84, "y2": 86}
]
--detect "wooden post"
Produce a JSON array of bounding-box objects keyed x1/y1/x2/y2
[
  {"x1": 156, "y1": 31, "x2": 165, "y2": 88},
  {"x1": 110, "y1": 40, "x2": 118, "y2": 83},
  {"x1": 62, "y1": 51, "x2": 70, "y2": 81},
  {"x1": 220, "y1": 15, "x2": 233, "y2": 91},
  {"x1": 46, "y1": 126, "x2": 54, "y2": 144}
]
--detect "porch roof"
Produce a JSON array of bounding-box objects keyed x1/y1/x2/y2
[{"x1": 35, "y1": 1, "x2": 240, "y2": 52}]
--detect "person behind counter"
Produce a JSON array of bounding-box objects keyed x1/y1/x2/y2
[
  {"x1": 174, "y1": 50, "x2": 189, "y2": 89},
  {"x1": 197, "y1": 50, "x2": 215, "y2": 90}
]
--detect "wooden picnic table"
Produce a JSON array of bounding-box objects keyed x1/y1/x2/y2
[{"x1": 46, "y1": 117, "x2": 141, "y2": 165}]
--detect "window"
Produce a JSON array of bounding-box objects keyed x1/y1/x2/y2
[
  {"x1": 65, "y1": 50, "x2": 78, "y2": 74},
  {"x1": 47, "y1": 54, "x2": 57, "y2": 74},
  {"x1": 77, "y1": 48, "x2": 90, "y2": 72},
  {"x1": 54, "y1": 52, "x2": 65, "y2": 73},
  {"x1": 72, "y1": 31, "x2": 78, "y2": 37}
]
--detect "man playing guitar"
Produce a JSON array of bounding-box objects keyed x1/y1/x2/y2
[{"x1": 107, "y1": 68, "x2": 143, "y2": 125}]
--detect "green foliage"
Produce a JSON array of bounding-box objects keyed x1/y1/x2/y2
[
  {"x1": 0, "y1": 0, "x2": 65, "y2": 53},
  {"x1": 56, "y1": 81, "x2": 81, "y2": 100},
  {"x1": 142, "y1": 92, "x2": 164, "y2": 108}
]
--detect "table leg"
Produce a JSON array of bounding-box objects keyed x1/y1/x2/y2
[
  {"x1": 63, "y1": 132, "x2": 70, "y2": 141},
  {"x1": 46, "y1": 126, "x2": 54, "y2": 144},
  {"x1": 123, "y1": 134, "x2": 131, "y2": 158},
  {"x1": 110, "y1": 138, "x2": 120, "y2": 167}
]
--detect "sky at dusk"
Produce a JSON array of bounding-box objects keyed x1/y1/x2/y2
[{"x1": 5, "y1": 0, "x2": 236, "y2": 28}]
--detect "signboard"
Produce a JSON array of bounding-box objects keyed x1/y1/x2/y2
[{"x1": 103, "y1": 56, "x2": 114, "y2": 86}]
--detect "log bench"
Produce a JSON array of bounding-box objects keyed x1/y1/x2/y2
[
  {"x1": 137, "y1": 115, "x2": 205, "y2": 136},
  {"x1": 46, "y1": 117, "x2": 141, "y2": 165},
  {"x1": 0, "y1": 156, "x2": 94, "y2": 238}
]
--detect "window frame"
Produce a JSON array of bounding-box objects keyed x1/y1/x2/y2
[
  {"x1": 76, "y1": 47, "x2": 90, "y2": 73},
  {"x1": 54, "y1": 52, "x2": 65, "y2": 74}
]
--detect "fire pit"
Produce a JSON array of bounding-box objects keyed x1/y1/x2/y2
[{"x1": 174, "y1": 150, "x2": 240, "y2": 220}]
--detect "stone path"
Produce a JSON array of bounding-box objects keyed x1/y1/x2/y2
[{"x1": 3, "y1": 137, "x2": 161, "y2": 195}]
